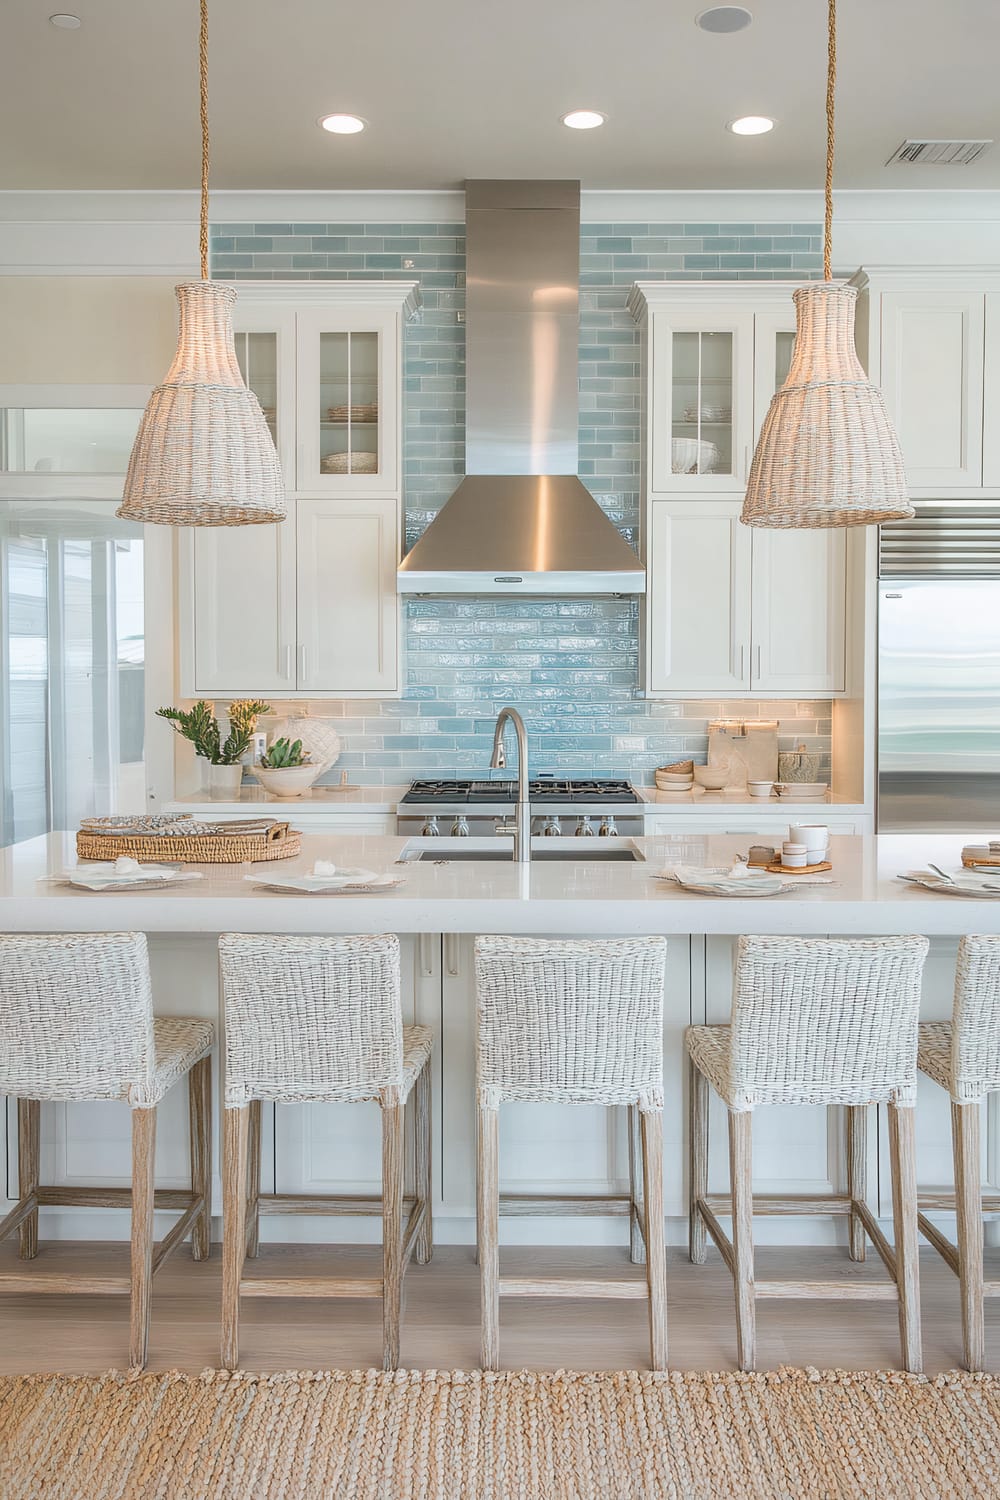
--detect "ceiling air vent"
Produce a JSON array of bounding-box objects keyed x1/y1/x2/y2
[{"x1": 886, "y1": 139, "x2": 993, "y2": 166}]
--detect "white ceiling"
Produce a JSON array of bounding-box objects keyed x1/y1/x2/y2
[{"x1": 3, "y1": 0, "x2": 999, "y2": 192}]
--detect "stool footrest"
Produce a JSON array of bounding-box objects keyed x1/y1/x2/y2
[
  {"x1": 500, "y1": 1194, "x2": 633, "y2": 1218},
  {"x1": 240, "y1": 1276, "x2": 383, "y2": 1299},
  {"x1": 499, "y1": 1277, "x2": 648, "y2": 1300},
  {"x1": 920, "y1": 1191, "x2": 1000, "y2": 1214},
  {"x1": 35, "y1": 1187, "x2": 196, "y2": 1211},
  {"x1": 703, "y1": 1192, "x2": 853, "y2": 1218},
  {"x1": 0, "y1": 1272, "x2": 130, "y2": 1295},
  {"x1": 256, "y1": 1193, "x2": 417, "y2": 1217},
  {"x1": 755, "y1": 1281, "x2": 898, "y2": 1300}
]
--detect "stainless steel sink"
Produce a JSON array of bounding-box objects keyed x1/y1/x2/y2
[{"x1": 404, "y1": 847, "x2": 641, "y2": 863}]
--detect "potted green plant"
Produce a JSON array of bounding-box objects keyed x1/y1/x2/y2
[
  {"x1": 157, "y1": 699, "x2": 271, "y2": 798},
  {"x1": 251, "y1": 736, "x2": 322, "y2": 799}
]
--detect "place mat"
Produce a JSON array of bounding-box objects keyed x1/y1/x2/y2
[
  {"x1": 245, "y1": 871, "x2": 403, "y2": 894},
  {"x1": 47, "y1": 866, "x2": 204, "y2": 893},
  {"x1": 899, "y1": 869, "x2": 1000, "y2": 899}
]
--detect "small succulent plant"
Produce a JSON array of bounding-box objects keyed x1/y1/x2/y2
[{"x1": 261, "y1": 737, "x2": 312, "y2": 770}]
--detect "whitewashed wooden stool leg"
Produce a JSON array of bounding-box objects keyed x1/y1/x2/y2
[
  {"x1": 129, "y1": 1107, "x2": 157, "y2": 1371},
  {"x1": 952, "y1": 1099, "x2": 985, "y2": 1372},
  {"x1": 640, "y1": 1109, "x2": 668, "y2": 1370},
  {"x1": 17, "y1": 1099, "x2": 40, "y2": 1261},
  {"x1": 846, "y1": 1105, "x2": 867, "y2": 1263},
  {"x1": 381, "y1": 1099, "x2": 406, "y2": 1371},
  {"x1": 627, "y1": 1105, "x2": 646, "y2": 1265},
  {"x1": 221, "y1": 1104, "x2": 250, "y2": 1372},
  {"x1": 689, "y1": 1058, "x2": 709, "y2": 1266},
  {"x1": 888, "y1": 1103, "x2": 922, "y2": 1373},
  {"x1": 414, "y1": 1064, "x2": 433, "y2": 1266},
  {"x1": 478, "y1": 1103, "x2": 500, "y2": 1371},
  {"x1": 189, "y1": 1057, "x2": 212, "y2": 1262},
  {"x1": 729, "y1": 1109, "x2": 756, "y2": 1373},
  {"x1": 246, "y1": 1099, "x2": 262, "y2": 1260}
]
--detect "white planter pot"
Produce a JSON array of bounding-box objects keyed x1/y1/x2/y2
[
  {"x1": 206, "y1": 763, "x2": 244, "y2": 799},
  {"x1": 251, "y1": 765, "x2": 323, "y2": 799}
]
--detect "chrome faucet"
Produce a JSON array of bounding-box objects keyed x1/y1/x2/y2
[{"x1": 490, "y1": 706, "x2": 531, "y2": 863}]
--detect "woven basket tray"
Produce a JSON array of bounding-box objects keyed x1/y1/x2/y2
[{"x1": 76, "y1": 823, "x2": 301, "y2": 865}]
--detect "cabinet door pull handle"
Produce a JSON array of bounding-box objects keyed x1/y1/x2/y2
[
  {"x1": 752, "y1": 644, "x2": 761, "y2": 681},
  {"x1": 738, "y1": 644, "x2": 745, "y2": 681},
  {"x1": 299, "y1": 645, "x2": 307, "y2": 682},
  {"x1": 444, "y1": 933, "x2": 460, "y2": 977},
  {"x1": 418, "y1": 933, "x2": 436, "y2": 978},
  {"x1": 283, "y1": 645, "x2": 293, "y2": 680}
]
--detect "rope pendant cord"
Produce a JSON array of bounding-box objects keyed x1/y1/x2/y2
[
  {"x1": 824, "y1": 0, "x2": 836, "y2": 282},
  {"x1": 199, "y1": 0, "x2": 210, "y2": 281}
]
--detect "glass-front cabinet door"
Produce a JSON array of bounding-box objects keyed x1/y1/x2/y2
[
  {"x1": 230, "y1": 303, "x2": 296, "y2": 487},
  {"x1": 650, "y1": 310, "x2": 755, "y2": 492},
  {"x1": 294, "y1": 307, "x2": 400, "y2": 493}
]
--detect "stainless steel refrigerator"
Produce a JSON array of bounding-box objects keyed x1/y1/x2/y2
[{"x1": 878, "y1": 507, "x2": 1000, "y2": 831}]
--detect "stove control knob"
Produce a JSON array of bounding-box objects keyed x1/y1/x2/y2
[
  {"x1": 575, "y1": 815, "x2": 596, "y2": 837},
  {"x1": 599, "y1": 816, "x2": 619, "y2": 837},
  {"x1": 450, "y1": 816, "x2": 470, "y2": 837},
  {"x1": 421, "y1": 816, "x2": 441, "y2": 837},
  {"x1": 541, "y1": 816, "x2": 562, "y2": 837}
]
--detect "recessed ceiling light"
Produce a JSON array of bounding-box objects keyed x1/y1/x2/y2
[
  {"x1": 319, "y1": 113, "x2": 366, "y2": 135},
  {"x1": 728, "y1": 115, "x2": 776, "y2": 135},
  {"x1": 561, "y1": 110, "x2": 607, "y2": 130},
  {"x1": 696, "y1": 6, "x2": 753, "y2": 32},
  {"x1": 49, "y1": 13, "x2": 81, "y2": 27}
]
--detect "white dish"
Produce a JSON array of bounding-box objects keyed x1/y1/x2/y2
[
  {"x1": 55, "y1": 864, "x2": 203, "y2": 892},
  {"x1": 656, "y1": 868, "x2": 785, "y2": 898},
  {"x1": 899, "y1": 870, "x2": 1000, "y2": 899},
  {"x1": 246, "y1": 871, "x2": 402, "y2": 894},
  {"x1": 773, "y1": 782, "x2": 828, "y2": 799}
]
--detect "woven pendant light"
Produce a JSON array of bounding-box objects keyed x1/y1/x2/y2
[
  {"x1": 740, "y1": 0, "x2": 912, "y2": 529},
  {"x1": 118, "y1": 0, "x2": 285, "y2": 526}
]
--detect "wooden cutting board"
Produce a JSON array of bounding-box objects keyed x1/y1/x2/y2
[{"x1": 962, "y1": 845, "x2": 1000, "y2": 868}]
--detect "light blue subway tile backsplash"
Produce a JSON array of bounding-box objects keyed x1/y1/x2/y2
[{"x1": 212, "y1": 220, "x2": 828, "y2": 785}]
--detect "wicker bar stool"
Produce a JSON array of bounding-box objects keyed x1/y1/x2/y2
[
  {"x1": 475, "y1": 935, "x2": 668, "y2": 1371},
  {"x1": 686, "y1": 934, "x2": 929, "y2": 1373},
  {"x1": 218, "y1": 932, "x2": 433, "y2": 1371},
  {"x1": 0, "y1": 932, "x2": 214, "y2": 1370},
  {"x1": 917, "y1": 934, "x2": 1000, "y2": 1371}
]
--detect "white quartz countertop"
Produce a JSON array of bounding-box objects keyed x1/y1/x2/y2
[{"x1": 1, "y1": 831, "x2": 997, "y2": 936}]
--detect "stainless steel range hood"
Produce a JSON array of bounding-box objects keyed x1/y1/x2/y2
[{"x1": 397, "y1": 180, "x2": 645, "y2": 595}]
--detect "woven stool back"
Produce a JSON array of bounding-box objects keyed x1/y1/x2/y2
[
  {"x1": 950, "y1": 935, "x2": 1000, "y2": 1103},
  {"x1": 219, "y1": 933, "x2": 403, "y2": 1106},
  {"x1": 0, "y1": 931, "x2": 155, "y2": 1104},
  {"x1": 474, "y1": 936, "x2": 667, "y2": 1111},
  {"x1": 727, "y1": 935, "x2": 928, "y2": 1111}
]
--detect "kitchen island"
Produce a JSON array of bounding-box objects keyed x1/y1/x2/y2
[{"x1": 0, "y1": 831, "x2": 994, "y2": 1251}]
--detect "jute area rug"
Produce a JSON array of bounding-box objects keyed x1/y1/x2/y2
[{"x1": 1, "y1": 1366, "x2": 998, "y2": 1500}]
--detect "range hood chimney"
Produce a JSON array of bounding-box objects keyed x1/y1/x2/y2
[{"x1": 397, "y1": 180, "x2": 645, "y2": 595}]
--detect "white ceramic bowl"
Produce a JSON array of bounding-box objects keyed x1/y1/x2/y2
[
  {"x1": 747, "y1": 780, "x2": 774, "y2": 797},
  {"x1": 693, "y1": 766, "x2": 730, "y2": 791},
  {"x1": 251, "y1": 764, "x2": 323, "y2": 799},
  {"x1": 671, "y1": 437, "x2": 719, "y2": 474}
]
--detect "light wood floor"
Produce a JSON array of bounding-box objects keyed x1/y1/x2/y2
[{"x1": 1, "y1": 1239, "x2": 998, "y2": 1375}]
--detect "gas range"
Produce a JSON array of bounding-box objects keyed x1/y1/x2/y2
[{"x1": 397, "y1": 778, "x2": 644, "y2": 839}]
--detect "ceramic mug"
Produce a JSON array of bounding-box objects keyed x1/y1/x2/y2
[{"x1": 790, "y1": 823, "x2": 828, "y2": 858}]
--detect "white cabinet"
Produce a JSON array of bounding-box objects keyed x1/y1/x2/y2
[
  {"x1": 853, "y1": 269, "x2": 1000, "y2": 494},
  {"x1": 879, "y1": 290, "x2": 984, "y2": 488},
  {"x1": 647, "y1": 502, "x2": 751, "y2": 694},
  {"x1": 296, "y1": 497, "x2": 399, "y2": 694},
  {"x1": 179, "y1": 282, "x2": 417, "y2": 699},
  {"x1": 750, "y1": 527, "x2": 847, "y2": 694},
  {"x1": 180, "y1": 497, "x2": 400, "y2": 697},
  {"x1": 647, "y1": 500, "x2": 847, "y2": 698}
]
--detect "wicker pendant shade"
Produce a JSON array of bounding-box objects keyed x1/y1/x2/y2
[
  {"x1": 741, "y1": 282, "x2": 911, "y2": 529},
  {"x1": 118, "y1": 281, "x2": 285, "y2": 526},
  {"x1": 117, "y1": 0, "x2": 285, "y2": 527},
  {"x1": 740, "y1": 0, "x2": 913, "y2": 530}
]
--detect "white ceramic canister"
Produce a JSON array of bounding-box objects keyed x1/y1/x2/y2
[{"x1": 781, "y1": 841, "x2": 808, "y2": 869}]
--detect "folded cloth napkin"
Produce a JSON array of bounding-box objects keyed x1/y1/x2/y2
[
  {"x1": 114, "y1": 856, "x2": 144, "y2": 876},
  {"x1": 312, "y1": 860, "x2": 338, "y2": 877}
]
